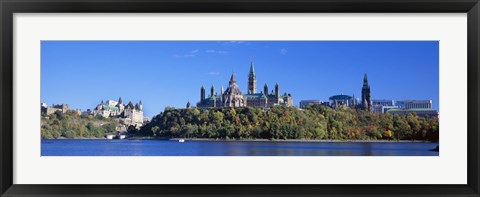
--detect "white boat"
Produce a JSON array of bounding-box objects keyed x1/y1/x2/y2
[
  {"x1": 105, "y1": 134, "x2": 115, "y2": 140},
  {"x1": 178, "y1": 139, "x2": 185, "y2": 142},
  {"x1": 118, "y1": 135, "x2": 127, "y2": 140}
]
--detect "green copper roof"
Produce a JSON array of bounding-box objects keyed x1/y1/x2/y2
[
  {"x1": 329, "y1": 95, "x2": 353, "y2": 100},
  {"x1": 244, "y1": 93, "x2": 266, "y2": 99},
  {"x1": 205, "y1": 95, "x2": 220, "y2": 100},
  {"x1": 102, "y1": 104, "x2": 119, "y2": 111}
]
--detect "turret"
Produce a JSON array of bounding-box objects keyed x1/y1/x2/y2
[
  {"x1": 118, "y1": 97, "x2": 123, "y2": 104},
  {"x1": 200, "y1": 85, "x2": 206, "y2": 102},
  {"x1": 135, "y1": 103, "x2": 140, "y2": 110},
  {"x1": 264, "y1": 83, "x2": 268, "y2": 95},
  {"x1": 210, "y1": 85, "x2": 215, "y2": 97},
  {"x1": 139, "y1": 100, "x2": 143, "y2": 111},
  {"x1": 186, "y1": 101, "x2": 191, "y2": 109}
]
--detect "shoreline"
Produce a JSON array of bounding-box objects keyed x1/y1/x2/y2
[
  {"x1": 167, "y1": 138, "x2": 436, "y2": 143},
  {"x1": 42, "y1": 137, "x2": 437, "y2": 143}
]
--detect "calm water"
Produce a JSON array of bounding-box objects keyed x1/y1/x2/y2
[{"x1": 41, "y1": 139, "x2": 439, "y2": 156}]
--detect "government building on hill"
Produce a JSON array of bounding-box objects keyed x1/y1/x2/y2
[{"x1": 196, "y1": 62, "x2": 293, "y2": 108}]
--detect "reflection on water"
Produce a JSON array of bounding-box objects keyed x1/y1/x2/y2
[{"x1": 41, "y1": 139, "x2": 439, "y2": 156}]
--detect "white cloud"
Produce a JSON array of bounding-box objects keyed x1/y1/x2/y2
[
  {"x1": 205, "y1": 50, "x2": 228, "y2": 54},
  {"x1": 280, "y1": 48, "x2": 288, "y2": 55},
  {"x1": 173, "y1": 49, "x2": 199, "y2": 58},
  {"x1": 173, "y1": 54, "x2": 195, "y2": 58},
  {"x1": 207, "y1": 72, "x2": 220, "y2": 76}
]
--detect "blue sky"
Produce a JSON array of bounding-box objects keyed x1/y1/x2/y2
[{"x1": 41, "y1": 41, "x2": 439, "y2": 118}]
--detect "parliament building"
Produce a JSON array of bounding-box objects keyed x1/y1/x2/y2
[{"x1": 196, "y1": 62, "x2": 293, "y2": 108}]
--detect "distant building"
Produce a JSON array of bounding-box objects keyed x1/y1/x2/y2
[
  {"x1": 197, "y1": 61, "x2": 293, "y2": 108},
  {"x1": 372, "y1": 99, "x2": 394, "y2": 107},
  {"x1": 93, "y1": 97, "x2": 145, "y2": 127},
  {"x1": 329, "y1": 94, "x2": 356, "y2": 109},
  {"x1": 372, "y1": 99, "x2": 395, "y2": 113},
  {"x1": 41, "y1": 103, "x2": 69, "y2": 115},
  {"x1": 299, "y1": 100, "x2": 323, "y2": 108},
  {"x1": 396, "y1": 100, "x2": 432, "y2": 109},
  {"x1": 387, "y1": 108, "x2": 438, "y2": 117}
]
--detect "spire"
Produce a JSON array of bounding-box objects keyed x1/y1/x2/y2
[
  {"x1": 139, "y1": 99, "x2": 142, "y2": 105},
  {"x1": 248, "y1": 61, "x2": 257, "y2": 94},
  {"x1": 230, "y1": 72, "x2": 236, "y2": 82},
  {"x1": 118, "y1": 97, "x2": 123, "y2": 104},
  {"x1": 210, "y1": 85, "x2": 215, "y2": 96},
  {"x1": 249, "y1": 61, "x2": 255, "y2": 75},
  {"x1": 363, "y1": 73, "x2": 368, "y2": 85}
]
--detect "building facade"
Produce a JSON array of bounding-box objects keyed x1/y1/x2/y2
[
  {"x1": 372, "y1": 99, "x2": 395, "y2": 113},
  {"x1": 41, "y1": 103, "x2": 69, "y2": 115},
  {"x1": 387, "y1": 108, "x2": 438, "y2": 117},
  {"x1": 196, "y1": 62, "x2": 293, "y2": 108},
  {"x1": 396, "y1": 100, "x2": 432, "y2": 109}
]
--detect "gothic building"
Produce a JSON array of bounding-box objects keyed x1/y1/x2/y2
[
  {"x1": 196, "y1": 61, "x2": 293, "y2": 108},
  {"x1": 361, "y1": 73, "x2": 372, "y2": 111},
  {"x1": 93, "y1": 97, "x2": 145, "y2": 127}
]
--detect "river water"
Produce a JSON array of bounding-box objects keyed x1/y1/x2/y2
[{"x1": 41, "y1": 139, "x2": 439, "y2": 156}]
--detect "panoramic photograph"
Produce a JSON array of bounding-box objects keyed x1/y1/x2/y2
[{"x1": 40, "y1": 41, "x2": 439, "y2": 156}]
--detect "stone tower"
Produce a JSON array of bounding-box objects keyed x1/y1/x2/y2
[
  {"x1": 200, "y1": 85, "x2": 206, "y2": 102},
  {"x1": 361, "y1": 73, "x2": 372, "y2": 111},
  {"x1": 275, "y1": 83, "x2": 279, "y2": 100},
  {"x1": 248, "y1": 62, "x2": 257, "y2": 94}
]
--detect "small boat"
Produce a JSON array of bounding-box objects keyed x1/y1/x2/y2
[
  {"x1": 105, "y1": 134, "x2": 115, "y2": 140},
  {"x1": 178, "y1": 139, "x2": 185, "y2": 142}
]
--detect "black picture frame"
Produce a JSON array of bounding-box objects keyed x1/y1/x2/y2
[{"x1": 1, "y1": 0, "x2": 479, "y2": 196}]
